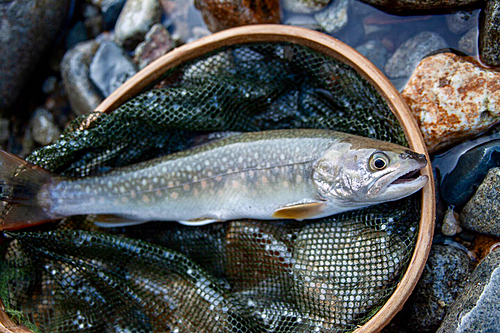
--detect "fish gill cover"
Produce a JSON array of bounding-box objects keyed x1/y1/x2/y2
[{"x1": 0, "y1": 42, "x2": 419, "y2": 332}]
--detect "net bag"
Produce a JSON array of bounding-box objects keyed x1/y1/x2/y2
[{"x1": 0, "y1": 25, "x2": 434, "y2": 333}]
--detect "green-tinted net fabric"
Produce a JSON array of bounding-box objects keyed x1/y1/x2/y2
[{"x1": 0, "y1": 42, "x2": 419, "y2": 333}]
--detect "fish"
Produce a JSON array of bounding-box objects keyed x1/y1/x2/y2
[{"x1": 0, "y1": 129, "x2": 428, "y2": 230}]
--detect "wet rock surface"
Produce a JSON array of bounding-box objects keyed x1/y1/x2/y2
[
  {"x1": 282, "y1": 0, "x2": 332, "y2": 13},
  {"x1": 314, "y1": 0, "x2": 350, "y2": 33},
  {"x1": 461, "y1": 167, "x2": 500, "y2": 237},
  {"x1": 30, "y1": 108, "x2": 61, "y2": 146},
  {"x1": 458, "y1": 27, "x2": 478, "y2": 54},
  {"x1": 437, "y1": 249, "x2": 500, "y2": 333},
  {"x1": 355, "y1": 40, "x2": 388, "y2": 70},
  {"x1": 89, "y1": 41, "x2": 137, "y2": 97},
  {"x1": 195, "y1": 0, "x2": 281, "y2": 32},
  {"x1": 134, "y1": 24, "x2": 174, "y2": 69},
  {"x1": 407, "y1": 245, "x2": 472, "y2": 332},
  {"x1": 0, "y1": 0, "x2": 72, "y2": 112},
  {"x1": 357, "y1": 0, "x2": 482, "y2": 14},
  {"x1": 61, "y1": 40, "x2": 103, "y2": 116},
  {"x1": 433, "y1": 133, "x2": 500, "y2": 209},
  {"x1": 445, "y1": 9, "x2": 478, "y2": 34},
  {"x1": 479, "y1": 0, "x2": 500, "y2": 66},
  {"x1": 384, "y1": 31, "x2": 447, "y2": 79},
  {"x1": 114, "y1": 0, "x2": 162, "y2": 50},
  {"x1": 402, "y1": 52, "x2": 500, "y2": 153}
]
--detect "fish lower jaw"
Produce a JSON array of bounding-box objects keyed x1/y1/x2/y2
[{"x1": 379, "y1": 175, "x2": 428, "y2": 201}]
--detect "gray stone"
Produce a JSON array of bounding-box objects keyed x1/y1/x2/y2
[
  {"x1": 460, "y1": 167, "x2": 500, "y2": 237},
  {"x1": 314, "y1": 0, "x2": 350, "y2": 33},
  {"x1": 0, "y1": 118, "x2": 9, "y2": 143},
  {"x1": 61, "y1": 40, "x2": 103, "y2": 116},
  {"x1": 458, "y1": 27, "x2": 479, "y2": 55},
  {"x1": 282, "y1": 0, "x2": 332, "y2": 14},
  {"x1": 355, "y1": 40, "x2": 388, "y2": 70},
  {"x1": 385, "y1": 31, "x2": 447, "y2": 79},
  {"x1": 445, "y1": 9, "x2": 479, "y2": 34},
  {"x1": 83, "y1": 4, "x2": 104, "y2": 39},
  {"x1": 357, "y1": 0, "x2": 482, "y2": 15},
  {"x1": 0, "y1": 0, "x2": 72, "y2": 112},
  {"x1": 441, "y1": 207, "x2": 462, "y2": 236},
  {"x1": 134, "y1": 24, "x2": 173, "y2": 69},
  {"x1": 283, "y1": 14, "x2": 321, "y2": 29},
  {"x1": 407, "y1": 245, "x2": 473, "y2": 332},
  {"x1": 90, "y1": 41, "x2": 137, "y2": 97},
  {"x1": 479, "y1": 0, "x2": 500, "y2": 66},
  {"x1": 438, "y1": 249, "x2": 500, "y2": 333},
  {"x1": 114, "y1": 0, "x2": 162, "y2": 50},
  {"x1": 31, "y1": 108, "x2": 61, "y2": 146}
]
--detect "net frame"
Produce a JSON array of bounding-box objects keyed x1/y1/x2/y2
[{"x1": 0, "y1": 24, "x2": 435, "y2": 333}]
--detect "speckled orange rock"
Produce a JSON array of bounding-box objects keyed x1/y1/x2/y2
[
  {"x1": 194, "y1": 0, "x2": 281, "y2": 33},
  {"x1": 402, "y1": 52, "x2": 500, "y2": 153}
]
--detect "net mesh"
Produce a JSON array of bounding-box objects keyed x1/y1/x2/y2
[{"x1": 0, "y1": 42, "x2": 419, "y2": 333}]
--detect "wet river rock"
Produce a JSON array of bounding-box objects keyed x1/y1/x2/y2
[
  {"x1": 479, "y1": 0, "x2": 500, "y2": 67},
  {"x1": 407, "y1": 245, "x2": 472, "y2": 332},
  {"x1": 402, "y1": 52, "x2": 500, "y2": 153},
  {"x1": 357, "y1": 0, "x2": 482, "y2": 14},
  {"x1": 61, "y1": 40, "x2": 103, "y2": 116},
  {"x1": 437, "y1": 249, "x2": 500, "y2": 333},
  {"x1": 195, "y1": 0, "x2": 281, "y2": 32},
  {"x1": 0, "y1": 0, "x2": 72, "y2": 112},
  {"x1": 461, "y1": 167, "x2": 500, "y2": 237}
]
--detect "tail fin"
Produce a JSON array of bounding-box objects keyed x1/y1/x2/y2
[{"x1": 0, "y1": 150, "x2": 58, "y2": 230}]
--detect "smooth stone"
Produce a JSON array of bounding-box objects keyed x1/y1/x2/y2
[
  {"x1": 283, "y1": 14, "x2": 321, "y2": 29},
  {"x1": 384, "y1": 31, "x2": 447, "y2": 79},
  {"x1": 461, "y1": 167, "x2": 500, "y2": 237},
  {"x1": 479, "y1": 0, "x2": 500, "y2": 67},
  {"x1": 458, "y1": 27, "x2": 479, "y2": 55},
  {"x1": 442, "y1": 207, "x2": 462, "y2": 236},
  {"x1": 195, "y1": 0, "x2": 281, "y2": 32},
  {"x1": 92, "y1": 0, "x2": 127, "y2": 30},
  {"x1": 432, "y1": 133, "x2": 500, "y2": 210},
  {"x1": 282, "y1": 0, "x2": 332, "y2": 13},
  {"x1": 437, "y1": 250, "x2": 500, "y2": 333},
  {"x1": 42, "y1": 76, "x2": 58, "y2": 95},
  {"x1": 0, "y1": 118, "x2": 9, "y2": 143},
  {"x1": 357, "y1": 0, "x2": 482, "y2": 15},
  {"x1": 134, "y1": 24, "x2": 174, "y2": 69},
  {"x1": 0, "y1": 0, "x2": 72, "y2": 112},
  {"x1": 31, "y1": 108, "x2": 61, "y2": 146},
  {"x1": 402, "y1": 52, "x2": 500, "y2": 153},
  {"x1": 445, "y1": 9, "x2": 479, "y2": 34},
  {"x1": 407, "y1": 245, "x2": 472, "y2": 332},
  {"x1": 114, "y1": 0, "x2": 162, "y2": 50},
  {"x1": 355, "y1": 40, "x2": 388, "y2": 70},
  {"x1": 89, "y1": 41, "x2": 137, "y2": 97},
  {"x1": 83, "y1": 3, "x2": 105, "y2": 39},
  {"x1": 61, "y1": 40, "x2": 103, "y2": 116},
  {"x1": 314, "y1": 0, "x2": 350, "y2": 33}
]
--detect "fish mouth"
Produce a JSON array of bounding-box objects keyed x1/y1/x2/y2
[{"x1": 391, "y1": 169, "x2": 421, "y2": 185}]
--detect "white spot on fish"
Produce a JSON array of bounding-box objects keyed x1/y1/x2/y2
[
  {"x1": 120, "y1": 186, "x2": 125, "y2": 193},
  {"x1": 238, "y1": 156, "x2": 243, "y2": 163},
  {"x1": 141, "y1": 179, "x2": 147, "y2": 186}
]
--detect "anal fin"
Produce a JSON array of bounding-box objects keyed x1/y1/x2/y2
[
  {"x1": 94, "y1": 214, "x2": 149, "y2": 228},
  {"x1": 272, "y1": 202, "x2": 325, "y2": 220}
]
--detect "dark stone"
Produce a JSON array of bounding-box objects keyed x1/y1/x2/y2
[
  {"x1": 65, "y1": 21, "x2": 89, "y2": 50},
  {"x1": 479, "y1": 0, "x2": 500, "y2": 66},
  {"x1": 460, "y1": 167, "x2": 500, "y2": 237},
  {"x1": 407, "y1": 245, "x2": 472, "y2": 332},
  {"x1": 61, "y1": 40, "x2": 103, "y2": 116},
  {"x1": 97, "y1": 0, "x2": 127, "y2": 30},
  {"x1": 437, "y1": 249, "x2": 500, "y2": 332},
  {"x1": 0, "y1": 0, "x2": 72, "y2": 112},
  {"x1": 357, "y1": 0, "x2": 481, "y2": 15},
  {"x1": 432, "y1": 133, "x2": 500, "y2": 210},
  {"x1": 89, "y1": 41, "x2": 137, "y2": 97}
]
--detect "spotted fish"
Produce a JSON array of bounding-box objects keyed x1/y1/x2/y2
[{"x1": 0, "y1": 129, "x2": 428, "y2": 230}]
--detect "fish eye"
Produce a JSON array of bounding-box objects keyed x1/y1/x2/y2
[{"x1": 370, "y1": 152, "x2": 389, "y2": 171}]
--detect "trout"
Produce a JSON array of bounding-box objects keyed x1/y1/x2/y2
[{"x1": 0, "y1": 129, "x2": 428, "y2": 230}]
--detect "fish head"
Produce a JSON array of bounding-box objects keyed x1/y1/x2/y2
[{"x1": 313, "y1": 137, "x2": 428, "y2": 208}]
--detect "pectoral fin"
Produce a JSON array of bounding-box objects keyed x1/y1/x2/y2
[
  {"x1": 272, "y1": 202, "x2": 325, "y2": 220},
  {"x1": 94, "y1": 214, "x2": 149, "y2": 228}
]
